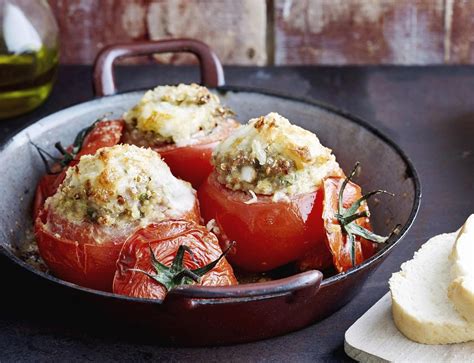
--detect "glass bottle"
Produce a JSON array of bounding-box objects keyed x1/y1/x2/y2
[{"x1": 0, "y1": 0, "x2": 59, "y2": 119}]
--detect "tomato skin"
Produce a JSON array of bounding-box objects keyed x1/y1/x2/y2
[
  {"x1": 32, "y1": 120, "x2": 124, "y2": 219},
  {"x1": 113, "y1": 220, "x2": 237, "y2": 299},
  {"x1": 321, "y1": 177, "x2": 377, "y2": 273},
  {"x1": 33, "y1": 171, "x2": 66, "y2": 220},
  {"x1": 35, "y1": 197, "x2": 201, "y2": 292},
  {"x1": 75, "y1": 120, "x2": 124, "y2": 159},
  {"x1": 157, "y1": 141, "x2": 218, "y2": 189},
  {"x1": 296, "y1": 241, "x2": 334, "y2": 272},
  {"x1": 198, "y1": 173, "x2": 327, "y2": 272},
  {"x1": 35, "y1": 211, "x2": 125, "y2": 291}
]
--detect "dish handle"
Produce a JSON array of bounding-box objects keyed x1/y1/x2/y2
[
  {"x1": 93, "y1": 39, "x2": 225, "y2": 97},
  {"x1": 164, "y1": 270, "x2": 323, "y2": 308}
]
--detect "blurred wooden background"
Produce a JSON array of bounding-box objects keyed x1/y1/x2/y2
[{"x1": 48, "y1": 0, "x2": 474, "y2": 65}]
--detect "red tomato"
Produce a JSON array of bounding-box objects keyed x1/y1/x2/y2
[
  {"x1": 33, "y1": 120, "x2": 124, "y2": 219},
  {"x1": 35, "y1": 201, "x2": 201, "y2": 291},
  {"x1": 75, "y1": 119, "x2": 124, "y2": 159},
  {"x1": 320, "y1": 177, "x2": 377, "y2": 273},
  {"x1": 198, "y1": 172, "x2": 329, "y2": 272},
  {"x1": 34, "y1": 210, "x2": 126, "y2": 291},
  {"x1": 33, "y1": 172, "x2": 66, "y2": 220},
  {"x1": 113, "y1": 220, "x2": 237, "y2": 299},
  {"x1": 123, "y1": 119, "x2": 239, "y2": 188},
  {"x1": 296, "y1": 241, "x2": 334, "y2": 272},
  {"x1": 157, "y1": 141, "x2": 221, "y2": 189}
]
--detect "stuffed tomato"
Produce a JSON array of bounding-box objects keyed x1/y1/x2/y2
[
  {"x1": 35, "y1": 144, "x2": 200, "y2": 291},
  {"x1": 122, "y1": 83, "x2": 239, "y2": 188},
  {"x1": 198, "y1": 112, "x2": 344, "y2": 272}
]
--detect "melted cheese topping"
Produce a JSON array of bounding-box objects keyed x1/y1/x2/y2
[
  {"x1": 45, "y1": 144, "x2": 195, "y2": 228},
  {"x1": 213, "y1": 112, "x2": 341, "y2": 197},
  {"x1": 123, "y1": 83, "x2": 232, "y2": 147}
]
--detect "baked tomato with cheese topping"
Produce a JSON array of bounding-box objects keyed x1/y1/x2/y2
[
  {"x1": 113, "y1": 220, "x2": 237, "y2": 299},
  {"x1": 35, "y1": 144, "x2": 200, "y2": 291},
  {"x1": 122, "y1": 83, "x2": 239, "y2": 188},
  {"x1": 199, "y1": 112, "x2": 343, "y2": 272}
]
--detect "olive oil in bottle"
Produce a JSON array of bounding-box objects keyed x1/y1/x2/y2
[
  {"x1": 0, "y1": 0, "x2": 59, "y2": 119},
  {"x1": 0, "y1": 46, "x2": 58, "y2": 119}
]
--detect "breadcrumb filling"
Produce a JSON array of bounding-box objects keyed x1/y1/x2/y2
[
  {"x1": 123, "y1": 83, "x2": 233, "y2": 147},
  {"x1": 213, "y1": 112, "x2": 342, "y2": 198},
  {"x1": 45, "y1": 144, "x2": 195, "y2": 228}
]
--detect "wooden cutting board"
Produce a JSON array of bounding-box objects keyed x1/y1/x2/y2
[{"x1": 344, "y1": 293, "x2": 474, "y2": 362}]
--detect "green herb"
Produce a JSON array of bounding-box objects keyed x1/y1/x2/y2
[
  {"x1": 29, "y1": 141, "x2": 61, "y2": 174},
  {"x1": 31, "y1": 118, "x2": 104, "y2": 174},
  {"x1": 138, "y1": 193, "x2": 150, "y2": 202},
  {"x1": 130, "y1": 242, "x2": 234, "y2": 293},
  {"x1": 335, "y1": 162, "x2": 399, "y2": 266},
  {"x1": 55, "y1": 120, "x2": 100, "y2": 167}
]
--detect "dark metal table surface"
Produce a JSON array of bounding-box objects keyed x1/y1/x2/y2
[{"x1": 0, "y1": 65, "x2": 473, "y2": 362}]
